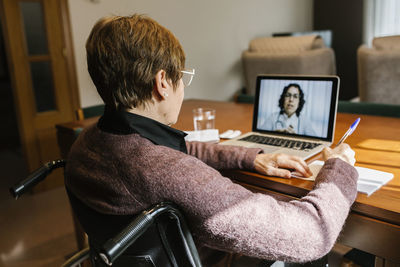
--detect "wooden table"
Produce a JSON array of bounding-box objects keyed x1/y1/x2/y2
[{"x1": 56, "y1": 99, "x2": 400, "y2": 265}]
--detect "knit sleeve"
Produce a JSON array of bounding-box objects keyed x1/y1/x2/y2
[
  {"x1": 142, "y1": 147, "x2": 359, "y2": 263},
  {"x1": 185, "y1": 141, "x2": 262, "y2": 170}
]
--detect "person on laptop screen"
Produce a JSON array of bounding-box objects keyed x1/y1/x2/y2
[{"x1": 261, "y1": 83, "x2": 317, "y2": 136}]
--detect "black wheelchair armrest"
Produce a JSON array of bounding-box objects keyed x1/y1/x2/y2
[
  {"x1": 10, "y1": 159, "x2": 66, "y2": 199},
  {"x1": 61, "y1": 247, "x2": 90, "y2": 267},
  {"x1": 99, "y1": 202, "x2": 202, "y2": 267}
]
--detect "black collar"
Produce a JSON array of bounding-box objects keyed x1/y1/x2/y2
[{"x1": 97, "y1": 106, "x2": 187, "y2": 153}]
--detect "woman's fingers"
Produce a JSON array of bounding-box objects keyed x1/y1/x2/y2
[
  {"x1": 276, "y1": 154, "x2": 312, "y2": 177},
  {"x1": 254, "y1": 153, "x2": 312, "y2": 178},
  {"x1": 265, "y1": 167, "x2": 291, "y2": 179},
  {"x1": 322, "y1": 143, "x2": 356, "y2": 166}
]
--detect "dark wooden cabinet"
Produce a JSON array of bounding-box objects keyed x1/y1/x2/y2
[{"x1": 313, "y1": 0, "x2": 364, "y2": 100}]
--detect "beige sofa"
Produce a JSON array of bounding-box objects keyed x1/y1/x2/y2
[
  {"x1": 242, "y1": 35, "x2": 336, "y2": 95},
  {"x1": 357, "y1": 35, "x2": 400, "y2": 105}
]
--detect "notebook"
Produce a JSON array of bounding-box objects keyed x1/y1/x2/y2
[
  {"x1": 295, "y1": 160, "x2": 394, "y2": 196},
  {"x1": 221, "y1": 75, "x2": 339, "y2": 159}
]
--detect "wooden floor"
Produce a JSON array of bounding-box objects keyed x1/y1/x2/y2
[{"x1": 0, "y1": 187, "x2": 77, "y2": 267}]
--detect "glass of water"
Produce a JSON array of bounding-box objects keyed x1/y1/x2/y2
[{"x1": 193, "y1": 108, "x2": 216, "y2": 131}]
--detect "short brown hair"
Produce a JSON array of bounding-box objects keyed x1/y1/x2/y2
[{"x1": 86, "y1": 14, "x2": 185, "y2": 109}]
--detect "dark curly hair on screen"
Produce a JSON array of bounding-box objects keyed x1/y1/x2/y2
[{"x1": 278, "y1": 83, "x2": 305, "y2": 117}]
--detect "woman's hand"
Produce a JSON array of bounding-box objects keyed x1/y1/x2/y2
[
  {"x1": 275, "y1": 125, "x2": 295, "y2": 134},
  {"x1": 322, "y1": 143, "x2": 356, "y2": 166},
  {"x1": 254, "y1": 153, "x2": 313, "y2": 178}
]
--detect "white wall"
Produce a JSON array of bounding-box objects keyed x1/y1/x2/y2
[{"x1": 68, "y1": 0, "x2": 313, "y2": 108}]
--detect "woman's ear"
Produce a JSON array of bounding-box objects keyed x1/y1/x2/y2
[{"x1": 154, "y1": 70, "x2": 169, "y2": 100}]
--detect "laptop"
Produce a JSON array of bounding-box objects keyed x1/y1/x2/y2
[{"x1": 221, "y1": 75, "x2": 339, "y2": 160}]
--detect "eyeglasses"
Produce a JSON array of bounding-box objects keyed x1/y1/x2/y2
[
  {"x1": 181, "y1": 68, "x2": 195, "y2": 87},
  {"x1": 284, "y1": 93, "x2": 299, "y2": 99}
]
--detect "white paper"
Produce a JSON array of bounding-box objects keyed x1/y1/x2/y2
[
  {"x1": 357, "y1": 181, "x2": 381, "y2": 196},
  {"x1": 356, "y1": 166, "x2": 394, "y2": 184},
  {"x1": 184, "y1": 129, "x2": 220, "y2": 143},
  {"x1": 219, "y1": 130, "x2": 242, "y2": 139},
  {"x1": 293, "y1": 160, "x2": 393, "y2": 196}
]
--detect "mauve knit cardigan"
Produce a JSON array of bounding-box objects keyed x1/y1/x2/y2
[{"x1": 65, "y1": 124, "x2": 358, "y2": 263}]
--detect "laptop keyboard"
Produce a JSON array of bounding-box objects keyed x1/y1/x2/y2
[{"x1": 239, "y1": 135, "x2": 322, "y2": 151}]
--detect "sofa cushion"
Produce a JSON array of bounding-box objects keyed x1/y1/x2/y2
[
  {"x1": 249, "y1": 35, "x2": 324, "y2": 53},
  {"x1": 373, "y1": 35, "x2": 400, "y2": 50}
]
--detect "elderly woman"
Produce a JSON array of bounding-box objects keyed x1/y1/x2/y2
[{"x1": 65, "y1": 14, "x2": 358, "y2": 266}]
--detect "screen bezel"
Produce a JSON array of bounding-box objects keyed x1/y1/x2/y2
[{"x1": 252, "y1": 75, "x2": 339, "y2": 142}]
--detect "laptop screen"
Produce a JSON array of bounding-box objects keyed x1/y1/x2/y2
[{"x1": 253, "y1": 75, "x2": 339, "y2": 142}]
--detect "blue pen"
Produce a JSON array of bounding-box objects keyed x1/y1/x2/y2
[{"x1": 336, "y1": 117, "x2": 361, "y2": 147}]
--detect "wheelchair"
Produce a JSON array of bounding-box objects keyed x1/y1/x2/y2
[{"x1": 10, "y1": 159, "x2": 202, "y2": 267}]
